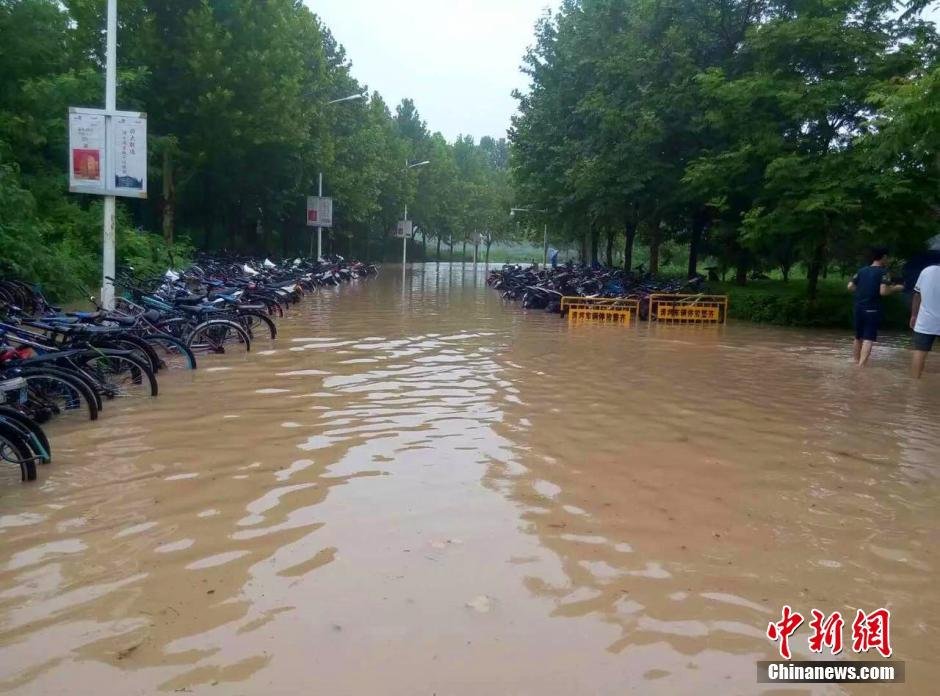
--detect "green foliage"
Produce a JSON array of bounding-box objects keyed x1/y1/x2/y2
[
  {"x1": 0, "y1": 157, "x2": 190, "y2": 299},
  {"x1": 718, "y1": 280, "x2": 909, "y2": 329},
  {"x1": 511, "y1": 0, "x2": 940, "y2": 295},
  {"x1": 0, "y1": 0, "x2": 514, "y2": 299}
]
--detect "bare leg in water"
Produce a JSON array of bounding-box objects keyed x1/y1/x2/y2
[
  {"x1": 853, "y1": 339, "x2": 862, "y2": 364},
  {"x1": 858, "y1": 340, "x2": 875, "y2": 367},
  {"x1": 911, "y1": 350, "x2": 928, "y2": 379}
]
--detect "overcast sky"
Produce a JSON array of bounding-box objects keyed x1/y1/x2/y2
[
  {"x1": 306, "y1": 0, "x2": 551, "y2": 143},
  {"x1": 307, "y1": 1, "x2": 940, "y2": 144}
]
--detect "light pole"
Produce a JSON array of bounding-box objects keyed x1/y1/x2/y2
[
  {"x1": 314, "y1": 93, "x2": 367, "y2": 260},
  {"x1": 327, "y1": 94, "x2": 367, "y2": 105},
  {"x1": 402, "y1": 160, "x2": 430, "y2": 268},
  {"x1": 100, "y1": 0, "x2": 118, "y2": 309},
  {"x1": 510, "y1": 206, "x2": 549, "y2": 265}
]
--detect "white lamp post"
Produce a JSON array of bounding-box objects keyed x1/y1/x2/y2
[
  {"x1": 100, "y1": 0, "x2": 118, "y2": 309},
  {"x1": 314, "y1": 93, "x2": 368, "y2": 259}
]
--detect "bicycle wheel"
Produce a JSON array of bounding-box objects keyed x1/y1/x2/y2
[
  {"x1": 237, "y1": 310, "x2": 277, "y2": 340},
  {"x1": 0, "y1": 422, "x2": 36, "y2": 482},
  {"x1": 93, "y1": 335, "x2": 161, "y2": 374},
  {"x1": 143, "y1": 334, "x2": 198, "y2": 370},
  {"x1": 20, "y1": 369, "x2": 100, "y2": 423},
  {"x1": 74, "y1": 353, "x2": 159, "y2": 400},
  {"x1": 0, "y1": 408, "x2": 51, "y2": 464},
  {"x1": 186, "y1": 320, "x2": 251, "y2": 355},
  {"x1": 26, "y1": 365, "x2": 104, "y2": 413}
]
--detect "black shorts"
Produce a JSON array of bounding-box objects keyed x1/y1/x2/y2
[
  {"x1": 913, "y1": 331, "x2": 937, "y2": 352},
  {"x1": 854, "y1": 307, "x2": 882, "y2": 342}
]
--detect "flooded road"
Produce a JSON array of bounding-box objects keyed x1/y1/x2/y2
[{"x1": 0, "y1": 264, "x2": 937, "y2": 695}]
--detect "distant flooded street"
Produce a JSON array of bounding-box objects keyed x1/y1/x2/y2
[{"x1": 0, "y1": 264, "x2": 937, "y2": 695}]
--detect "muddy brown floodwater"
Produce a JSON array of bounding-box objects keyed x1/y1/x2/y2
[{"x1": 0, "y1": 264, "x2": 937, "y2": 695}]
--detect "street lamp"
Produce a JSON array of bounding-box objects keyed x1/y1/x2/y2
[
  {"x1": 402, "y1": 160, "x2": 430, "y2": 268},
  {"x1": 327, "y1": 93, "x2": 368, "y2": 105},
  {"x1": 312, "y1": 93, "x2": 369, "y2": 259},
  {"x1": 510, "y1": 206, "x2": 549, "y2": 265}
]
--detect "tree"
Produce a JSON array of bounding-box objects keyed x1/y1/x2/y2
[
  {"x1": 513, "y1": 0, "x2": 939, "y2": 294},
  {"x1": 0, "y1": 0, "x2": 518, "y2": 295}
]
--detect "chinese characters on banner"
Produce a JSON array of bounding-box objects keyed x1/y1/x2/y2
[
  {"x1": 68, "y1": 109, "x2": 147, "y2": 198},
  {"x1": 767, "y1": 607, "x2": 892, "y2": 660},
  {"x1": 68, "y1": 112, "x2": 105, "y2": 191},
  {"x1": 110, "y1": 115, "x2": 147, "y2": 195}
]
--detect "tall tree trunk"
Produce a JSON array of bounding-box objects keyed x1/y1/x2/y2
[
  {"x1": 422, "y1": 229, "x2": 427, "y2": 260},
  {"x1": 623, "y1": 206, "x2": 637, "y2": 273},
  {"x1": 162, "y1": 147, "x2": 175, "y2": 246},
  {"x1": 436, "y1": 234, "x2": 442, "y2": 260},
  {"x1": 688, "y1": 208, "x2": 707, "y2": 278},
  {"x1": 449, "y1": 239, "x2": 453, "y2": 261},
  {"x1": 605, "y1": 228, "x2": 614, "y2": 267},
  {"x1": 647, "y1": 218, "x2": 663, "y2": 275},
  {"x1": 580, "y1": 233, "x2": 588, "y2": 264},
  {"x1": 462, "y1": 239, "x2": 467, "y2": 261},
  {"x1": 485, "y1": 241, "x2": 492, "y2": 267},
  {"x1": 647, "y1": 215, "x2": 663, "y2": 275},
  {"x1": 590, "y1": 223, "x2": 600, "y2": 264},
  {"x1": 735, "y1": 264, "x2": 748, "y2": 286},
  {"x1": 807, "y1": 238, "x2": 827, "y2": 300}
]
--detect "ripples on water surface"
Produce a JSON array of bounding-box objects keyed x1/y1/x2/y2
[{"x1": 0, "y1": 264, "x2": 937, "y2": 695}]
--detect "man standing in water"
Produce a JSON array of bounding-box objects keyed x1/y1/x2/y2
[
  {"x1": 847, "y1": 247, "x2": 904, "y2": 367},
  {"x1": 910, "y1": 261, "x2": 940, "y2": 378}
]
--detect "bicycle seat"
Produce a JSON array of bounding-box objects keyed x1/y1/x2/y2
[
  {"x1": 178, "y1": 304, "x2": 218, "y2": 315},
  {"x1": 108, "y1": 315, "x2": 138, "y2": 328},
  {"x1": 174, "y1": 297, "x2": 206, "y2": 306},
  {"x1": 68, "y1": 311, "x2": 103, "y2": 320}
]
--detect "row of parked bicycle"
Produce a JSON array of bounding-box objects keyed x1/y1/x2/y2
[
  {"x1": 0, "y1": 255, "x2": 377, "y2": 483},
  {"x1": 488, "y1": 263, "x2": 706, "y2": 317}
]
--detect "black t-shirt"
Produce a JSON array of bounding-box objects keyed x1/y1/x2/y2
[{"x1": 853, "y1": 266, "x2": 887, "y2": 310}]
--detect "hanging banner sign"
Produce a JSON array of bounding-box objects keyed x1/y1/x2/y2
[
  {"x1": 110, "y1": 114, "x2": 147, "y2": 196},
  {"x1": 306, "y1": 196, "x2": 333, "y2": 227},
  {"x1": 68, "y1": 107, "x2": 147, "y2": 199},
  {"x1": 69, "y1": 111, "x2": 106, "y2": 192},
  {"x1": 394, "y1": 220, "x2": 414, "y2": 239}
]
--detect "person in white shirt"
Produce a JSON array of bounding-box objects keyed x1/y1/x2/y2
[{"x1": 910, "y1": 263, "x2": 940, "y2": 378}]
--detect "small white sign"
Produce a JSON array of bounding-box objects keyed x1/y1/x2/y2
[
  {"x1": 68, "y1": 108, "x2": 148, "y2": 198},
  {"x1": 307, "y1": 196, "x2": 333, "y2": 227},
  {"x1": 110, "y1": 115, "x2": 147, "y2": 196},
  {"x1": 69, "y1": 112, "x2": 106, "y2": 192},
  {"x1": 395, "y1": 220, "x2": 414, "y2": 239}
]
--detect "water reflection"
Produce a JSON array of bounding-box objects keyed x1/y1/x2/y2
[{"x1": 0, "y1": 263, "x2": 936, "y2": 694}]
